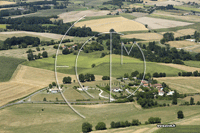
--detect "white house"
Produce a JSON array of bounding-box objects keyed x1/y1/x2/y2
[
  {"x1": 167, "y1": 91, "x2": 174, "y2": 96},
  {"x1": 112, "y1": 88, "x2": 123, "y2": 93},
  {"x1": 158, "y1": 88, "x2": 164, "y2": 96}
]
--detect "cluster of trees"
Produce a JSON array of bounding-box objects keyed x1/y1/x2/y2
[
  {"x1": 79, "y1": 73, "x2": 95, "y2": 82},
  {"x1": 153, "y1": 72, "x2": 166, "y2": 78},
  {"x1": 178, "y1": 70, "x2": 200, "y2": 76},
  {"x1": 83, "y1": 42, "x2": 104, "y2": 53},
  {"x1": 160, "y1": 32, "x2": 174, "y2": 44},
  {"x1": 1, "y1": 36, "x2": 40, "y2": 50},
  {"x1": 102, "y1": 76, "x2": 110, "y2": 80},
  {"x1": 175, "y1": 35, "x2": 192, "y2": 41},
  {"x1": 111, "y1": 119, "x2": 141, "y2": 129},
  {"x1": 63, "y1": 76, "x2": 72, "y2": 84},
  {"x1": 27, "y1": 51, "x2": 48, "y2": 61},
  {"x1": 145, "y1": 117, "x2": 161, "y2": 124},
  {"x1": 194, "y1": 31, "x2": 200, "y2": 42}
]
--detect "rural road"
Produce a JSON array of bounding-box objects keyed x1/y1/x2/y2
[{"x1": 98, "y1": 89, "x2": 115, "y2": 101}]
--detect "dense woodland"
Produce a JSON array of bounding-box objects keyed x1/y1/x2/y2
[
  {"x1": 0, "y1": 17, "x2": 96, "y2": 37},
  {"x1": 0, "y1": 36, "x2": 40, "y2": 50}
]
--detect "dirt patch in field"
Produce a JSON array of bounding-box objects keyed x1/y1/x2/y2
[
  {"x1": 59, "y1": 10, "x2": 110, "y2": 23},
  {"x1": 167, "y1": 40, "x2": 197, "y2": 48},
  {"x1": 75, "y1": 17, "x2": 148, "y2": 32},
  {"x1": 123, "y1": 33, "x2": 163, "y2": 40},
  {"x1": 158, "y1": 63, "x2": 200, "y2": 71},
  {"x1": 135, "y1": 17, "x2": 193, "y2": 29}
]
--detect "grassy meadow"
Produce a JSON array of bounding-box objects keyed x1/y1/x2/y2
[
  {"x1": 1, "y1": 103, "x2": 200, "y2": 133},
  {"x1": 0, "y1": 56, "x2": 25, "y2": 82},
  {"x1": 22, "y1": 52, "x2": 185, "y2": 77}
]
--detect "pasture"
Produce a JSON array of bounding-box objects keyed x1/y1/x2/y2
[
  {"x1": 135, "y1": 17, "x2": 193, "y2": 29},
  {"x1": 184, "y1": 61, "x2": 200, "y2": 68},
  {"x1": 0, "y1": 56, "x2": 25, "y2": 82},
  {"x1": 0, "y1": 103, "x2": 200, "y2": 133},
  {"x1": 74, "y1": 16, "x2": 148, "y2": 32},
  {"x1": 155, "y1": 125, "x2": 200, "y2": 133},
  {"x1": 156, "y1": 77, "x2": 200, "y2": 94},
  {"x1": 174, "y1": 6, "x2": 200, "y2": 12},
  {"x1": 167, "y1": 41, "x2": 197, "y2": 48},
  {"x1": 23, "y1": 53, "x2": 185, "y2": 77}
]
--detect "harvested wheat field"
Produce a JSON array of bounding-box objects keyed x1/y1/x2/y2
[
  {"x1": 168, "y1": 40, "x2": 197, "y2": 48},
  {"x1": 158, "y1": 63, "x2": 200, "y2": 72},
  {"x1": 0, "y1": 31, "x2": 71, "y2": 40},
  {"x1": 176, "y1": 29, "x2": 196, "y2": 35},
  {"x1": 0, "y1": 65, "x2": 103, "y2": 106},
  {"x1": 184, "y1": 44, "x2": 200, "y2": 53},
  {"x1": 123, "y1": 33, "x2": 163, "y2": 40},
  {"x1": 135, "y1": 17, "x2": 193, "y2": 29},
  {"x1": 156, "y1": 77, "x2": 200, "y2": 93},
  {"x1": 75, "y1": 17, "x2": 148, "y2": 32},
  {"x1": 153, "y1": 12, "x2": 200, "y2": 22},
  {"x1": 59, "y1": 10, "x2": 110, "y2": 23},
  {"x1": 0, "y1": 1, "x2": 15, "y2": 5},
  {"x1": 145, "y1": 0, "x2": 183, "y2": 6},
  {"x1": 161, "y1": 29, "x2": 196, "y2": 38}
]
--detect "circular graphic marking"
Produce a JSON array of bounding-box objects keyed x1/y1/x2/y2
[{"x1": 55, "y1": 16, "x2": 86, "y2": 119}]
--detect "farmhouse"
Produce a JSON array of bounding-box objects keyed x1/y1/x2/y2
[
  {"x1": 152, "y1": 84, "x2": 162, "y2": 89},
  {"x1": 77, "y1": 86, "x2": 88, "y2": 91},
  {"x1": 158, "y1": 88, "x2": 164, "y2": 96},
  {"x1": 112, "y1": 88, "x2": 123, "y2": 92},
  {"x1": 49, "y1": 88, "x2": 62, "y2": 93}
]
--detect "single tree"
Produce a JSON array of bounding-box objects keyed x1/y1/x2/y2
[
  {"x1": 82, "y1": 122, "x2": 92, "y2": 133},
  {"x1": 190, "y1": 97, "x2": 194, "y2": 105},
  {"x1": 95, "y1": 122, "x2": 106, "y2": 130},
  {"x1": 42, "y1": 51, "x2": 48, "y2": 58},
  {"x1": 177, "y1": 110, "x2": 184, "y2": 119},
  {"x1": 79, "y1": 74, "x2": 85, "y2": 82}
]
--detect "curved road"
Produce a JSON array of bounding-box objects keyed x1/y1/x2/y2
[{"x1": 98, "y1": 89, "x2": 115, "y2": 101}]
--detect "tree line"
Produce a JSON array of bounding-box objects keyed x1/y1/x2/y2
[
  {"x1": 178, "y1": 70, "x2": 200, "y2": 76},
  {"x1": 1, "y1": 36, "x2": 40, "y2": 50},
  {"x1": 82, "y1": 117, "x2": 161, "y2": 132}
]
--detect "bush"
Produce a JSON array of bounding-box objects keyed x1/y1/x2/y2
[
  {"x1": 95, "y1": 122, "x2": 106, "y2": 130},
  {"x1": 132, "y1": 119, "x2": 140, "y2": 126},
  {"x1": 196, "y1": 101, "x2": 200, "y2": 105},
  {"x1": 42, "y1": 51, "x2": 48, "y2": 58},
  {"x1": 102, "y1": 76, "x2": 110, "y2": 80},
  {"x1": 148, "y1": 117, "x2": 161, "y2": 124},
  {"x1": 177, "y1": 110, "x2": 184, "y2": 119},
  {"x1": 82, "y1": 122, "x2": 92, "y2": 133}
]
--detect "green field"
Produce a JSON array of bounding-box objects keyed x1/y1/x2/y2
[
  {"x1": 1, "y1": 103, "x2": 200, "y2": 133},
  {"x1": 184, "y1": 61, "x2": 200, "y2": 68},
  {"x1": 174, "y1": 6, "x2": 200, "y2": 12},
  {"x1": 0, "y1": 56, "x2": 25, "y2": 82},
  {"x1": 155, "y1": 125, "x2": 200, "y2": 133},
  {"x1": 0, "y1": 24, "x2": 7, "y2": 29},
  {"x1": 22, "y1": 52, "x2": 185, "y2": 77}
]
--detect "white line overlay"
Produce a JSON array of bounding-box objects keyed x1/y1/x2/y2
[{"x1": 55, "y1": 15, "x2": 86, "y2": 119}]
